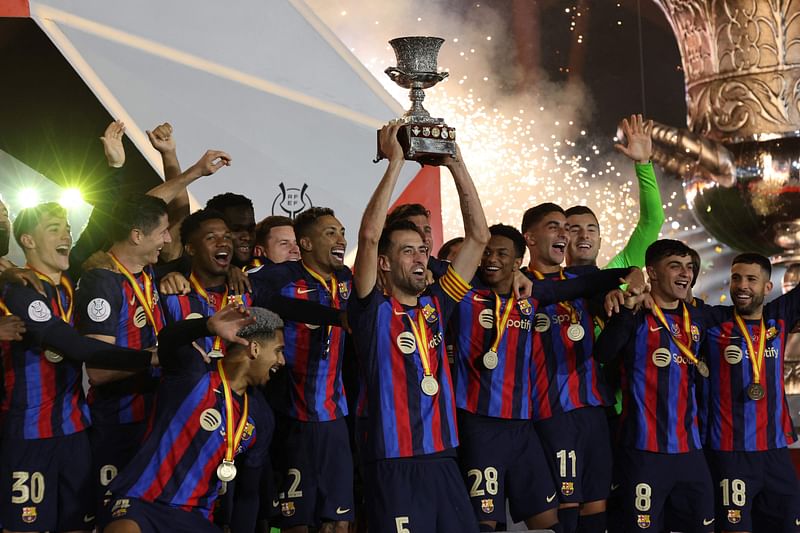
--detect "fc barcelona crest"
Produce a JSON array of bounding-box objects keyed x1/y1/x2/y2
[
  {"x1": 21, "y1": 507, "x2": 37, "y2": 524},
  {"x1": 281, "y1": 502, "x2": 296, "y2": 517},
  {"x1": 637, "y1": 514, "x2": 651, "y2": 529},
  {"x1": 227, "y1": 294, "x2": 245, "y2": 307},
  {"x1": 561, "y1": 481, "x2": 574, "y2": 496},
  {"x1": 766, "y1": 325, "x2": 779, "y2": 340},
  {"x1": 421, "y1": 303, "x2": 438, "y2": 323},
  {"x1": 727, "y1": 509, "x2": 741, "y2": 524},
  {"x1": 338, "y1": 282, "x2": 350, "y2": 300},
  {"x1": 518, "y1": 299, "x2": 532, "y2": 316},
  {"x1": 481, "y1": 498, "x2": 494, "y2": 514},
  {"x1": 690, "y1": 324, "x2": 700, "y2": 342}
]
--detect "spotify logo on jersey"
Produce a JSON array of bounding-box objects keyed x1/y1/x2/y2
[
  {"x1": 478, "y1": 309, "x2": 495, "y2": 329},
  {"x1": 396, "y1": 332, "x2": 417, "y2": 354}
]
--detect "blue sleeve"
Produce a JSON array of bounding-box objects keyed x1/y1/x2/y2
[{"x1": 75, "y1": 269, "x2": 122, "y2": 337}]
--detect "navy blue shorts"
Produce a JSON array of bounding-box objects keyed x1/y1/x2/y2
[
  {"x1": 90, "y1": 421, "x2": 148, "y2": 506},
  {"x1": 458, "y1": 411, "x2": 558, "y2": 523},
  {"x1": 534, "y1": 406, "x2": 613, "y2": 503},
  {"x1": 0, "y1": 431, "x2": 94, "y2": 531},
  {"x1": 275, "y1": 417, "x2": 354, "y2": 526},
  {"x1": 103, "y1": 496, "x2": 220, "y2": 533},
  {"x1": 364, "y1": 452, "x2": 479, "y2": 533},
  {"x1": 705, "y1": 448, "x2": 800, "y2": 532},
  {"x1": 618, "y1": 447, "x2": 714, "y2": 533}
]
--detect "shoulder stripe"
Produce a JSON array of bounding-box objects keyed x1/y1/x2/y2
[{"x1": 440, "y1": 266, "x2": 471, "y2": 302}]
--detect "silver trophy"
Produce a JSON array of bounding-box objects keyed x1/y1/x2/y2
[{"x1": 375, "y1": 36, "x2": 456, "y2": 166}]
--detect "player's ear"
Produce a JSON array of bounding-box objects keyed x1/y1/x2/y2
[
  {"x1": 253, "y1": 244, "x2": 265, "y2": 257},
  {"x1": 248, "y1": 340, "x2": 258, "y2": 360},
  {"x1": 130, "y1": 228, "x2": 142, "y2": 246},
  {"x1": 378, "y1": 254, "x2": 391, "y2": 273},
  {"x1": 18, "y1": 233, "x2": 35, "y2": 251},
  {"x1": 299, "y1": 236, "x2": 313, "y2": 253},
  {"x1": 513, "y1": 257, "x2": 522, "y2": 271},
  {"x1": 523, "y1": 231, "x2": 536, "y2": 248},
  {"x1": 645, "y1": 265, "x2": 656, "y2": 282},
  {"x1": 185, "y1": 242, "x2": 197, "y2": 258},
  {"x1": 765, "y1": 279, "x2": 774, "y2": 294}
]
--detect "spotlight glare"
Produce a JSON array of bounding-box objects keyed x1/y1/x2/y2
[
  {"x1": 59, "y1": 188, "x2": 83, "y2": 208},
  {"x1": 18, "y1": 188, "x2": 40, "y2": 209}
]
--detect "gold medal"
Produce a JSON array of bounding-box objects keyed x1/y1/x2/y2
[
  {"x1": 185, "y1": 312, "x2": 204, "y2": 320},
  {"x1": 696, "y1": 360, "x2": 710, "y2": 378},
  {"x1": 747, "y1": 382, "x2": 765, "y2": 401},
  {"x1": 216, "y1": 460, "x2": 237, "y2": 482},
  {"x1": 567, "y1": 324, "x2": 585, "y2": 342},
  {"x1": 421, "y1": 375, "x2": 439, "y2": 396},
  {"x1": 482, "y1": 350, "x2": 499, "y2": 370},
  {"x1": 44, "y1": 350, "x2": 63, "y2": 363}
]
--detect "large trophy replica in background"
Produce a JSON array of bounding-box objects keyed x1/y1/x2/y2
[
  {"x1": 650, "y1": 0, "x2": 800, "y2": 262},
  {"x1": 650, "y1": 0, "x2": 800, "y2": 394},
  {"x1": 375, "y1": 36, "x2": 456, "y2": 165}
]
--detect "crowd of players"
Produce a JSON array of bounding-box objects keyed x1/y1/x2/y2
[{"x1": 0, "y1": 113, "x2": 797, "y2": 533}]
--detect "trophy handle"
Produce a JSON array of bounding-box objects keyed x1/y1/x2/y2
[{"x1": 385, "y1": 67, "x2": 404, "y2": 81}]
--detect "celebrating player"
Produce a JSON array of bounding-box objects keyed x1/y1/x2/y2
[
  {"x1": 595, "y1": 239, "x2": 714, "y2": 532},
  {"x1": 249, "y1": 215, "x2": 301, "y2": 268},
  {"x1": 349, "y1": 122, "x2": 489, "y2": 532}
]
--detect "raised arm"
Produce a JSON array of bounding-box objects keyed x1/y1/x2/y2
[
  {"x1": 353, "y1": 123, "x2": 405, "y2": 298},
  {"x1": 606, "y1": 114, "x2": 664, "y2": 269},
  {"x1": 443, "y1": 147, "x2": 491, "y2": 282},
  {"x1": 145, "y1": 149, "x2": 231, "y2": 205}
]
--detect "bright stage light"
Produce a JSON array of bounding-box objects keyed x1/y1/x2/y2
[
  {"x1": 17, "y1": 188, "x2": 40, "y2": 209},
  {"x1": 59, "y1": 188, "x2": 84, "y2": 208}
]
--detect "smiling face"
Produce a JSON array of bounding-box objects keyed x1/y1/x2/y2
[
  {"x1": 248, "y1": 330, "x2": 286, "y2": 386},
  {"x1": 220, "y1": 206, "x2": 256, "y2": 266},
  {"x1": 730, "y1": 262, "x2": 772, "y2": 317},
  {"x1": 380, "y1": 228, "x2": 429, "y2": 296},
  {"x1": 300, "y1": 214, "x2": 347, "y2": 272},
  {"x1": 186, "y1": 218, "x2": 233, "y2": 279},
  {"x1": 525, "y1": 210, "x2": 569, "y2": 268},
  {"x1": 20, "y1": 212, "x2": 72, "y2": 279},
  {"x1": 260, "y1": 225, "x2": 300, "y2": 263},
  {"x1": 647, "y1": 254, "x2": 694, "y2": 304},
  {"x1": 480, "y1": 234, "x2": 522, "y2": 290},
  {"x1": 137, "y1": 213, "x2": 171, "y2": 266},
  {"x1": 566, "y1": 212, "x2": 601, "y2": 266}
]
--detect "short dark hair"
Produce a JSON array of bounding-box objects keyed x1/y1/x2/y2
[
  {"x1": 108, "y1": 194, "x2": 168, "y2": 243},
  {"x1": 179, "y1": 209, "x2": 229, "y2": 244},
  {"x1": 13, "y1": 202, "x2": 67, "y2": 247},
  {"x1": 386, "y1": 203, "x2": 430, "y2": 226},
  {"x1": 205, "y1": 193, "x2": 253, "y2": 213},
  {"x1": 521, "y1": 202, "x2": 564, "y2": 233},
  {"x1": 732, "y1": 252, "x2": 772, "y2": 278},
  {"x1": 236, "y1": 307, "x2": 284, "y2": 342},
  {"x1": 688, "y1": 247, "x2": 702, "y2": 288},
  {"x1": 378, "y1": 220, "x2": 425, "y2": 256},
  {"x1": 255, "y1": 216, "x2": 293, "y2": 246},
  {"x1": 294, "y1": 207, "x2": 335, "y2": 241},
  {"x1": 564, "y1": 205, "x2": 598, "y2": 222},
  {"x1": 437, "y1": 236, "x2": 464, "y2": 260},
  {"x1": 645, "y1": 239, "x2": 693, "y2": 267},
  {"x1": 489, "y1": 224, "x2": 526, "y2": 258}
]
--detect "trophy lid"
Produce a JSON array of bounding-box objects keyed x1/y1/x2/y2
[{"x1": 388, "y1": 36, "x2": 445, "y2": 74}]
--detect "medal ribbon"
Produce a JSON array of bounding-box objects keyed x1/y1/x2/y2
[
  {"x1": 27, "y1": 266, "x2": 73, "y2": 323},
  {"x1": 531, "y1": 269, "x2": 579, "y2": 325},
  {"x1": 189, "y1": 272, "x2": 228, "y2": 353},
  {"x1": 217, "y1": 360, "x2": 249, "y2": 463},
  {"x1": 734, "y1": 311, "x2": 766, "y2": 386},
  {"x1": 489, "y1": 294, "x2": 516, "y2": 354},
  {"x1": 108, "y1": 253, "x2": 160, "y2": 333},
  {"x1": 650, "y1": 301, "x2": 699, "y2": 365},
  {"x1": 0, "y1": 299, "x2": 10, "y2": 316},
  {"x1": 403, "y1": 306, "x2": 433, "y2": 378},
  {"x1": 303, "y1": 263, "x2": 338, "y2": 352}
]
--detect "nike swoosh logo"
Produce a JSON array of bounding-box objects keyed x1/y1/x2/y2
[
  {"x1": 129, "y1": 296, "x2": 136, "y2": 306},
  {"x1": 650, "y1": 326, "x2": 663, "y2": 332},
  {"x1": 703, "y1": 518, "x2": 715, "y2": 525},
  {"x1": 473, "y1": 294, "x2": 492, "y2": 302},
  {"x1": 610, "y1": 483, "x2": 620, "y2": 492},
  {"x1": 84, "y1": 514, "x2": 95, "y2": 523},
  {"x1": 546, "y1": 492, "x2": 556, "y2": 503},
  {"x1": 336, "y1": 507, "x2": 351, "y2": 515},
  {"x1": 297, "y1": 288, "x2": 317, "y2": 294},
  {"x1": 795, "y1": 518, "x2": 800, "y2": 526},
  {"x1": 273, "y1": 500, "x2": 280, "y2": 508}
]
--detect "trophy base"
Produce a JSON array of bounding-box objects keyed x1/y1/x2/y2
[{"x1": 374, "y1": 122, "x2": 457, "y2": 166}]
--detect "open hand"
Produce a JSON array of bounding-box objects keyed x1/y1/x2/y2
[
  {"x1": 208, "y1": 305, "x2": 254, "y2": 346},
  {"x1": 191, "y1": 150, "x2": 232, "y2": 177},
  {"x1": 100, "y1": 120, "x2": 126, "y2": 168},
  {"x1": 614, "y1": 114, "x2": 652, "y2": 163}
]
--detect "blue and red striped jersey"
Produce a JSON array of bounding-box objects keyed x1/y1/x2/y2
[
  {"x1": 451, "y1": 269, "x2": 627, "y2": 420},
  {"x1": 595, "y1": 304, "x2": 705, "y2": 453},
  {"x1": 2, "y1": 281, "x2": 89, "y2": 439},
  {"x1": 110, "y1": 332, "x2": 271, "y2": 519},
  {"x1": 161, "y1": 284, "x2": 252, "y2": 357},
  {"x1": 348, "y1": 267, "x2": 471, "y2": 461},
  {"x1": 76, "y1": 267, "x2": 164, "y2": 426},
  {"x1": 525, "y1": 270, "x2": 612, "y2": 421},
  {"x1": 700, "y1": 292, "x2": 799, "y2": 451},
  {"x1": 248, "y1": 261, "x2": 350, "y2": 421}
]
